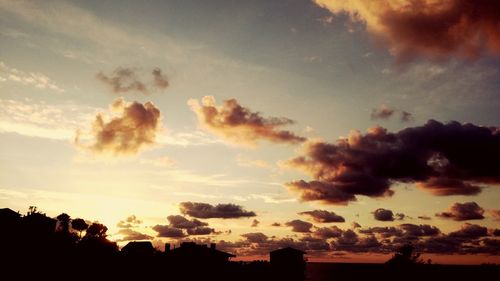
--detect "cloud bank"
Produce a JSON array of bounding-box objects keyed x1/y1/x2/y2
[
  {"x1": 314, "y1": 0, "x2": 500, "y2": 61},
  {"x1": 286, "y1": 120, "x2": 499, "y2": 205}
]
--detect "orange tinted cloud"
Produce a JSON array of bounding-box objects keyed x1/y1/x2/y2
[
  {"x1": 188, "y1": 96, "x2": 306, "y2": 146},
  {"x1": 314, "y1": 0, "x2": 500, "y2": 61},
  {"x1": 75, "y1": 97, "x2": 161, "y2": 155}
]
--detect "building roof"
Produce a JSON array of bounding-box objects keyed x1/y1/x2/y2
[
  {"x1": 170, "y1": 242, "x2": 235, "y2": 258},
  {"x1": 0, "y1": 208, "x2": 21, "y2": 219},
  {"x1": 122, "y1": 241, "x2": 154, "y2": 252},
  {"x1": 270, "y1": 247, "x2": 306, "y2": 255}
]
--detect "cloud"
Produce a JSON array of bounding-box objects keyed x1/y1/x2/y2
[
  {"x1": 179, "y1": 202, "x2": 256, "y2": 219},
  {"x1": 152, "y1": 225, "x2": 186, "y2": 238},
  {"x1": 152, "y1": 68, "x2": 169, "y2": 89},
  {"x1": 186, "y1": 226, "x2": 215, "y2": 236},
  {"x1": 448, "y1": 223, "x2": 488, "y2": 239},
  {"x1": 436, "y1": 202, "x2": 485, "y2": 221},
  {"x1": 401, "y1": 111, "x2": 413, "y2": 122},
  {"x1": 285, "y1": 219, "x2": 313, "y2": 233},
  {"x1": 371, "y1": 105, "x2": 413, "y2": 123},
  {"x1": 285, "y1": 120, "x2": 499, "y2": 205},
  {"x1": 418, "y1": 215, "x2": 431, "y2": 220},
  {"x1": 373, "y1": 208, "x2": 395, "y2": 221},
  {"x1": 251, "y1": 219, "x2": 260, "y2": 227},
  {"x1": 399, "y1": 224, "x2": 440, "y2": 237},
  {"x1": 241, "y1": 232, "x2": 268, "y2": 243},
  {"x1": 314, "y1": 0, "x2": 500, "y2": 61},
  {"x1": 116, "y1": 228, "x2": 153, "y2": 241},
  {"x1": 490, "y1": 209, "x2": 500, "y2": 221},
  {"x1": 152, "y1": 215, "x2": 217, "y2": 237},
  {"x1": 351, "y1": 222, "x2": 361, "y2": 228},
  {"x1": 371, "y1": 105, "x2": 395, "y2": 120},
  {"x1": 299, "y1": 210, "x2": 345, "y2": 223},
  {"x1": 271, "y1": 222, "x2": 281, "y2": 227},
  {"x1": 188, "y1": 96, "x2": 306, "y2": 146},
  {"x1": 117, "y1": 215, "x2": 143, "y2": 228},
  {"x1": 313, "y1": 226, "x2": 343, "y2": 239},
  {"x1": 75, "y1": 97, "x2": 161, "y2": 155},
  {"x1": 96, "y1": 67, "x2": 168, "y2": 95},
  {"x1": 0, "y1": 61, "x2": 64, "y2": 92},
  {"x1": 359, "y1": 226, "x2": 403, "y2": 238},
  {"x1": 166, "y1": 215, "x2": 208, "y2": 229}
]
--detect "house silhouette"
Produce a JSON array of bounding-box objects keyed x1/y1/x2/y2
[
  {"x1": 122, "y1": 241, "x2": 155, "y2": 257},
  {"x1": 165, "y1": 242, "x2": 235, "y2": 264},
  {"x1": 270, "y1": 247, "x2": 306, "y2": 281}
]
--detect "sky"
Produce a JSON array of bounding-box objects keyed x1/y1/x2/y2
[{"x1": 0, "y1": 0, "x2": 499, "y2": 264}]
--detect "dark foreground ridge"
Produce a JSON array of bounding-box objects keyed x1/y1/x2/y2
[{"x1": 1, "y1": 207, "x2": 498, "y2": 281}]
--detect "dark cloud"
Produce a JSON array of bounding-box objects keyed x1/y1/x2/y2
[
  {"x1": 418, "y1": 178, "x2": 483, "y2": 196},
  {"x1": 251, "y1": 219, "x2": 260, "y2": 227},
  {"x1": 241, "y1": 232, "x2": 268, "y2": 243},
  {"x1": 401, "y1": 111, "x2": 413, "y2": 122},
  {"x1": 298, "y1": 210, "x2": 345, "y2": 223},
  {"x1": 188, "y1": 96, "x2": 306, "y2": 146},
  {"x1": 167, "y1": 215, "x2": 208, "y2": 229},
  {"x1": 152, "y1": 225, "x2": 185, "y2": 238},
  {"x1": 399, "y1": 224, "x2": 440, "y2": 237},
  {"x1": 285, "y1": 219, "x2": 313, "y2": 233},
  {"x1": 152, "y1": 68, "x2": 169, "y2": 89},
  {"x1": 448, "y1": 223, "x2": 488, "y2": 239},
  {"x1": 373, "y1": 208, "x2": 395, "y2": 221},
  {"x1": 271, "y1": 222, "x2": 281, "y2": 227},
  {"x1": 418, "y1": 215, "x2": 431, "y2": 220},
  {"x1": 186, "y1": 226, "x2": 215, "y2": 236},
  {"x1": 351, "y1": 222, "x2": 361, "y2": 229},
  {"x1": 179, "y1": 202, "x2": 256, "y2": 219},
  {"x1": 313, "y1": 226, "x2": 343, "y2": 239},
  {"x1": 315, "y1": 0, "x2": 500, "y2": 61},
  {"x1": 116, "y1": 228, "x2": 153, "y2": 241},
  {"x1": 96, "y1": 67, "x2": 168, "y2": 95},
  {"x1": 436, "y1": 202, "x2": 485, "y2": 221},
  {"x1": 371, "y1": 105, "x2": 395, "y2": 120},
  {"x1": 395, "y1": 213, "x2": 406, "y2": 220},
  {"x1": 371, "y1": 105, "x2": 413, "y2": 123},
  {"x1": 493, "y1": 229, "x2": 500, "y2": 237},
  {"x1": 117, "y1": 215, "x2": 142, "y2": 228},
  {"x1": 285, "y1": 180, "x2": 356, "y2": 205},
  {"x1": 359, "y1": 226, "x2": 403, "y2": 238},
  {"x1": 75, "y1": 97, "x2": 161, "y2": 155},
  {"x1": 285, "y1": 120, "x2": 500, "y2": 205}
]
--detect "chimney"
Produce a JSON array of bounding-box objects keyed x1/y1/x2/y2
[
  {"x1": 165, "y1": 243, "x2": 170, "y2": 252},
  {"x1": 210, "y1": 243, "x2": 216, "y2": 250}
]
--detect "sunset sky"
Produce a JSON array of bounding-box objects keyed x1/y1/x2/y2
[{"x1": 0, "y1": 0, "x2": 499, "y2": 264}]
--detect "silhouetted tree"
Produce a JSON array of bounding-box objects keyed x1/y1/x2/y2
[
  {"x1": 386, "y1": 244, "x2": 423, "y2": 266},
  {"x1": 72, "y1": 218, "x2": 88, "y2": 239},
  {"x1": 28, "y1": 206, "x2": 38, "y2": 215},
  {"x1": 57, "y1": 213, "x2": 71, "y2": 233},
  {"x1": 85, "y1": 223, "x2": 108, "y2": 238}
]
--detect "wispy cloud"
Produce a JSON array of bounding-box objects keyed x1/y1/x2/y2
[
  {"x1": 0, "y1": 61, "x2": 64, "y2": 92},
  {"x1": 0, "y1": 98, "x2": 96, "y2": 140}
]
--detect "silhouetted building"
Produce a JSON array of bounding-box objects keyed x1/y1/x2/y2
[
  {"x1": 270, "y1": 247, "x2": 306, "y2": 281},
  {"x1": 122, "y1": 241, "x2": 155, "y2": 257},
  {"x1": 0, "y1": 208, "x2": 20, "y2": 222},
  {"x1": 166, "y1": 242, "x2": 235, "y2": 264}
]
